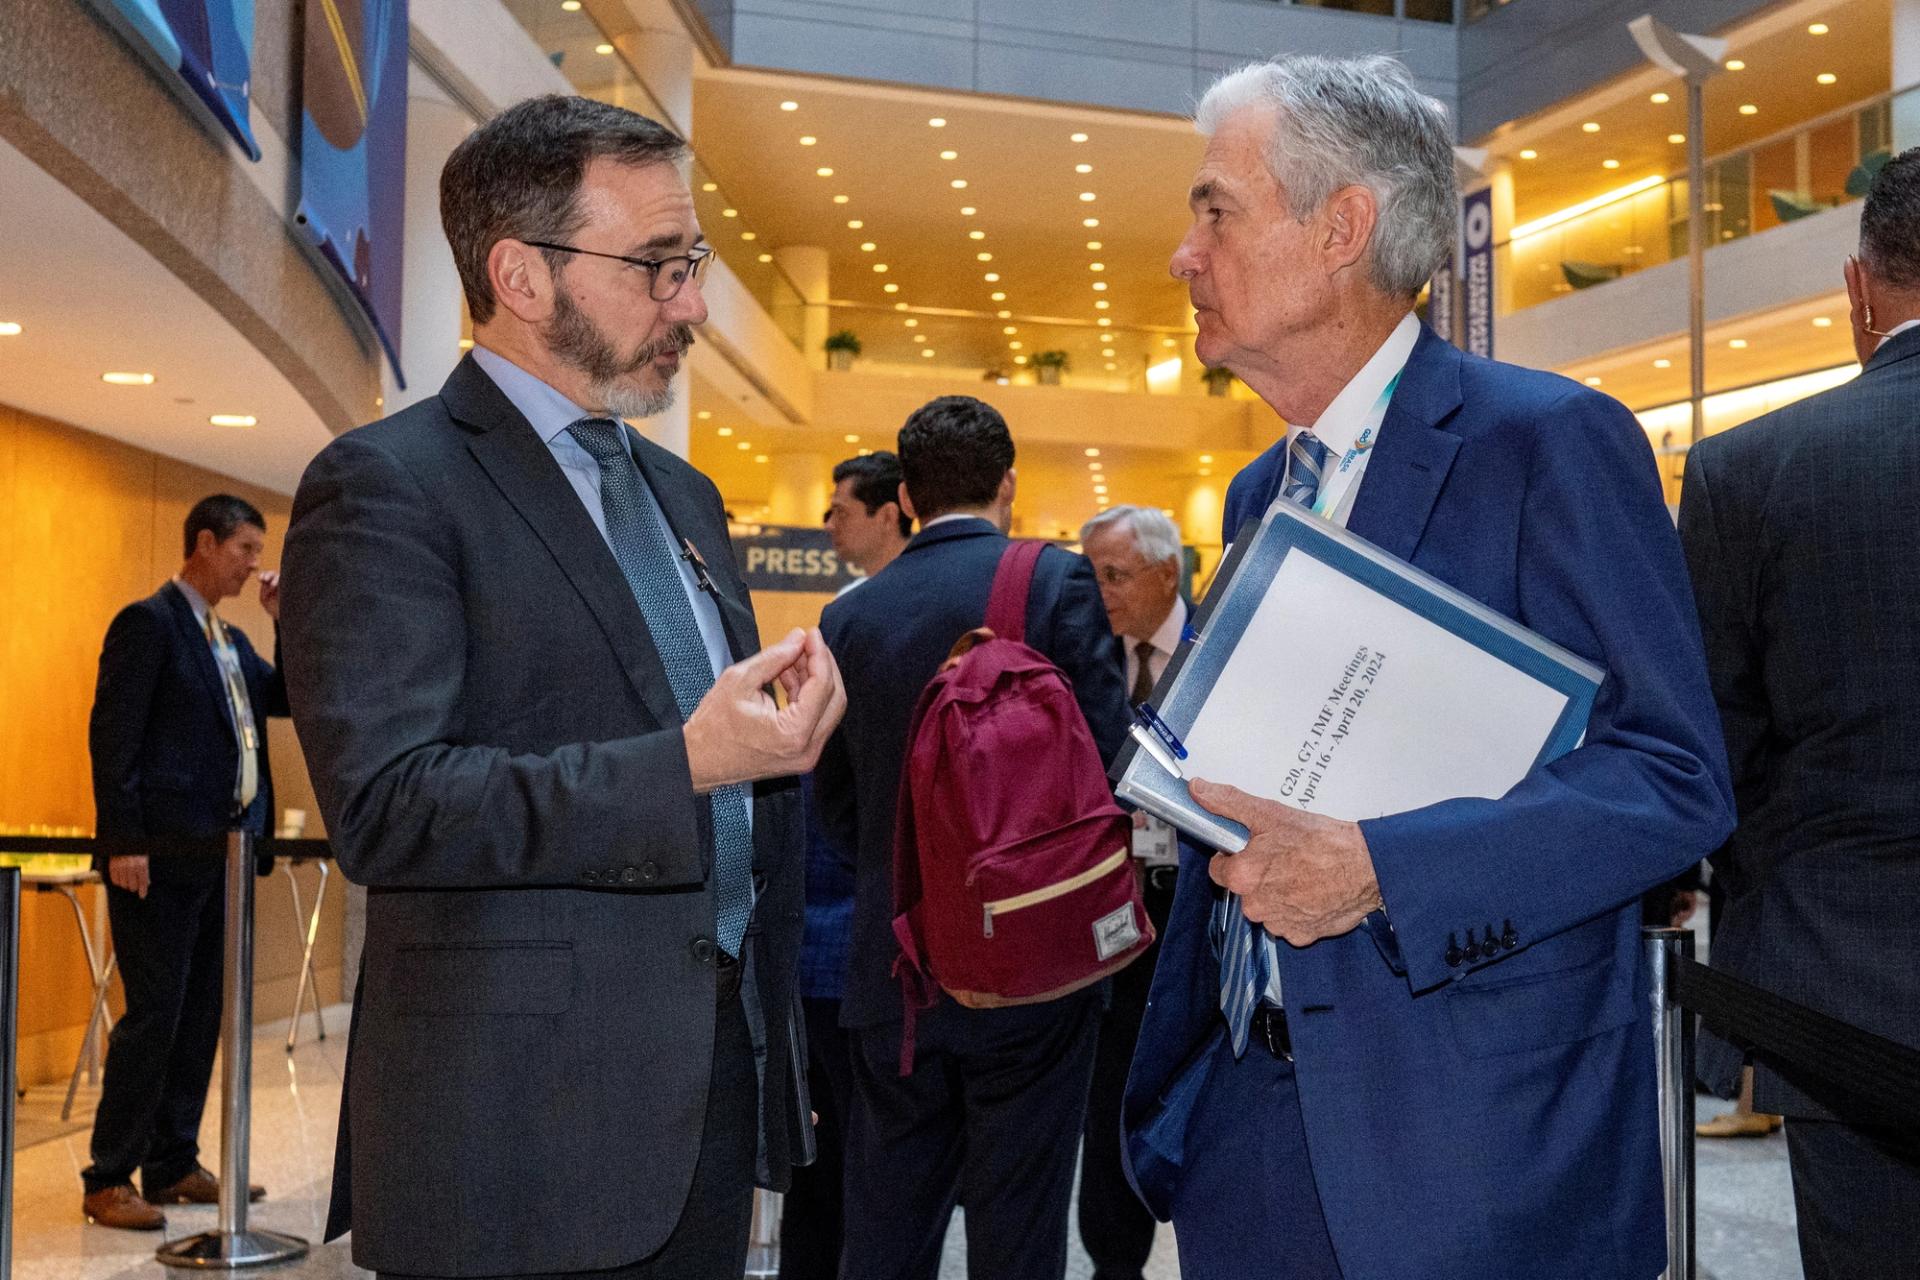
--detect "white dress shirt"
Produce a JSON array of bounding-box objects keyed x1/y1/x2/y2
[{"x1": 1125, "y1": 596, "x2": 1190, "y2": 699}]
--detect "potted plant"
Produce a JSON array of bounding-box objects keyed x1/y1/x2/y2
[
  {"x1": 1031, "y1": 350, "x2": 1070, "y2": 386},
  {"x1": 1202, "y1": 366, "x2": 1235, "y2": 397},
  {"x1": 825, "y1": 330, "x2": 862, "y2": 372}
]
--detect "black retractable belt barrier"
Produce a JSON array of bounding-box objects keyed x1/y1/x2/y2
[{"x1": 1673, "y1": 956, "x2": 1920, "y2": 1130}]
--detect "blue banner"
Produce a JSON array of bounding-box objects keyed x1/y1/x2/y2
[
  {"x1": 88, "y1": 0, "x2": 261, "y2": 160},
  {"x1": 1462, "y1": 187, "x2": 1494, "y2": 360},
  {"x1": 735, "y1": 526, "x2": 862, "y2": 593},
  {"x1": 297, "y1": 0, "x2": 408, "y2": 384}
]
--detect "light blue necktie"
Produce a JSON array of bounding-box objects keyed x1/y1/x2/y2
[
  {"x1": 1214, "y1": 429, "x2": 1330, "y2": 1055},
  {"x1": 569, "y1": 418, "x2": 755, "y2": 958}
]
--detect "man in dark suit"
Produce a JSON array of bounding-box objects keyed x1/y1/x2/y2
[
  {"x1": 280, "y1": 96, "x2": 843, "y2": 1280},
  {"x1": 1124, "y1": 55, "x2": 1733, "y2": 1278},
  {"x1": 813, "y1": 396, "x2": 1131, "y2": 1280},
  {"x1": 1679, "y1": 148, "x2": 1920, "y2": 1279},
  {"x1": 83, "y1": 493, "x2": 286, "y2": 1230}
]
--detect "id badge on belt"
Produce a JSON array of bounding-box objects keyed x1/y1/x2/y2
[{"x1": 1130, "y1": 814, "x2": 1179, "y2": 867}]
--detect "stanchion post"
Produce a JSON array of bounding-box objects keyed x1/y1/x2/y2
[
  {"x1": 157, "y1": 832, "x2": 308, "y2": 1269},
  {"x1": 2, "y1": 867, "x2": 21, "y2": 1280},
  {"x1": 1646, "y1": 926, "x2": 1697, "y2": 1280}
]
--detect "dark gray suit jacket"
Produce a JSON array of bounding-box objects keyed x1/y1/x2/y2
[
  {"x1": 281, "y1": 356, "x2": 807, "y2": 1276},
  {"x1": 1680, "y1": 326, "x2": 1920, "y2": 1118}
]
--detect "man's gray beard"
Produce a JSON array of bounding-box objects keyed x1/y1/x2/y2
[{"x1": 546, "y1": 280, "x2": 680, "y2": 420}]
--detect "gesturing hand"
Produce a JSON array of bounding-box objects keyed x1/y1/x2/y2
[
  {"x1": 683, "y1": 628, "x2": 847, "y2": 791},
  {"x1": 1190, "y1": 778, "x2": 1383, "y2": 948},
  {"x1": 258, "y1": 570, "x2": 282, "y2": 621}
]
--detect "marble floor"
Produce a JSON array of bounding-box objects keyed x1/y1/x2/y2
[{"x1": 11, "y1": 1006, "x2": 1800, "y2": 1280}]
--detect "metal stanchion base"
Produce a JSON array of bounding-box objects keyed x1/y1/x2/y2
[{"x1": 156, "y1": 1229, "x2": 310, "y2": 1270}]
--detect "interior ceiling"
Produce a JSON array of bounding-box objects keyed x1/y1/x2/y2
[
  {"x1": 0, "y1": 139, "x2": 334, "y2": 495},
  {"x1": 1492, "y1": 0, "x2": 1892, "y2": 227}
]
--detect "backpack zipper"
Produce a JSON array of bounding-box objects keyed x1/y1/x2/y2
[{"x1": 980, "y1": 847, "x2": 1130, "y2": 937}]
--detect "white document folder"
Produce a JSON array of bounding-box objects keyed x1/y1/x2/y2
[{"x1": 1110, "y1": 501, "x2": 1604, "y2": 852}]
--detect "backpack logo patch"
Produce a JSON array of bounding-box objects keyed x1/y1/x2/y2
[{"x1": 1093, "y1": 903, "x2": 1142, "y2": 962}]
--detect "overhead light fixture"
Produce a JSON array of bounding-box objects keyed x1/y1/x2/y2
[
  {"x1": 1163, "y1": 339, "x2": 1177, "y2": 348},
  {"x1": 873, "y1": 263, "x2": 888, "y2": 273},
  {"x1": 1097, "y1": 318, "x2": 1111, "y2": 327},
  {"x1": 833, "y1": 194, "x2": 849, "y2": 204},
  {"x1": 940, "y1": 150, "x2": 958, "y2": 160},
  {"x1": 737, "y1": 441, "x2": 752, "y2": 450},
  {"x1": 1817, "y1": 73, "x2": 1837, "y2": 85},
  {"x1": 1650, "y1": 92, "x2": 1671, "y2": 104},
  {"x1": 1603, "y1": 158, "x2": 1621, "y2": 169},
  {"x1": 883, "y1": 283, "x2": 899, "y2": 293},
  {"x1": 1083, "y1": 217, "x2": 1099, "y2": 228},
  {"x1": 1519, "y1": 149, "x2": 1539, "y2": 160},
  {"x1": 1089, "y1": 461, "x2": 1103, "y2": 471},
  {"x1": 1079, "y1": 192, "x2": 1097, "y2": 202},
  {"x1": 921, "y1": 349, "x2": 935, "y2": 358},
  {"x1": 1105, "y1": 362, "x2": 1117, "y2": 371},
  {"x1": 1092, "y1": 282, "x2": 1108, "y2": 292},
  {"x1": 723, "y1": 208, "x2": 738, "y2": 218},
  {"x1": 102, "y1": 371, "x2": 155, "y2": 385},
  {"x1": 1003, "y1": 326, "x2": 1018, "y2": 335},
  {"x1": 1725, "y1": 59, "x2": 1746, "y2": 70},
  {"x1": 1728, "y1": 338, "x2": 1748, "y2": 349},
  {"x1": 913, "y1": 334, "x2": 926, "y2": 343},
  {"x1": 996, "y1": 308, "x2": 1011, "y2": 317},
  {"x1": 697, "y1": 410, "x2": 712, "y2": 420},
  {"x1": 860, "y1": 241, "x2": 876, "y2": 251},
  {"x1": 209, "y1": 413, "x2": 257, "y2": 427},
  {"x1": 1739, "y1": 104, "x2": 1758, "y2": 115},
  {"x1": 781, "y1": 100, "x2": 799, "y2": 111},
  {"x1": 1584, "y1": 376, "x2": 1603, "y2": 386},
  {"x1": 845, "y1": 433, "x2": 860, "y2": 443},
  {"x1": 561, "y1": 0, "x2": 581, "y2": 9},
  {"x1": 594, "y1": 43, "x2": 614, "y2": 55},
  {"x1": 848, "y1": 219, "x2": 864, "y2": 229},
  {"x1": 1582, "y1": 121, "x2": 1600, "y2": 133},
  {"x1": 969, "y1": 230, "x2": 985, "y2": 240},
  {"x1": 1509, "y1": 175, "x2": 1666, "y2": 240},
  {"x1": 1086, "y1": 240, "x2": 1103, "y2": 250},
  {"x1": 1075, "y1": 163, "x2": 1092, "y2": 174},
  {"x1": 929, "y1": 117, "x2": 947, "y2": 128},
  {"x1": 756, "y1": 454, "x2": 769, "y2": 463},
  {"x1": 1812, "y1": 316, "x2": 1833, "y2": 328},
  {"x1": 894, "y1": 301, "x2": 909, "y2": 310},
  {"x1": 718, "y1": 426, "x2": 734, "y2": 437},
  {"x1": 1089, "y1": 262, "x2": 1105, "y2": 271},
  {"x1": 1102, "y1": 348, "x2": 1115, "y2": 357},
  {"x1": 977, "y1": 252, "x2": 992, "y2": 261},
  {"x1": 1008, "y1": 341, "x2": 1022, "y2": 350},
  {"x1": 1669, "y1": 133, "x2": 1686, "y2": 144},
  {"x1": 904, "y1": 318, "x2": 918, "y2": 328},
  {"x1": 1070, "y1": 132, "x2": 1088, "y2": 143},
  {"x1": 799, "y1": 135, "x2": 817, "y2": 145},
  {"x1": 458, "y1": 337, "x2": 474, "y2": 350},
  {"x1": 960, "y1": 206, "x2": 977, "y2": 215},
  {"x1": 1014, "y1": 355, "x2": 1028, "y2": 365},
  {"x1": 701, "y1": 182, "x2": 718, "y2": 192},
  {"x1": 991, "y1": 292, "x2": 1007, "y2": 301},
  {"x1": 740, "y1": 231, "x2": 757, "y2": 240},
  {"x1": 1085, "y1": 448, "x2": 1100, "y2": 457},
  {"x1": 816, "y1": 166, "x2": 834, "y2": 176},
  {"x1": 984, "y1": 272, "x2": 1000, "y2": 282},
  {"x1": 1808, "y1": 23, "x2": 1828, "y2": 35},
  {"x1": 951, "y1": 179, "x2": 968, "y2": 189},
  {"x1": 1095, "y1": 300, "x2": 1110, "y2": 310},
  {"x1": 1654, "y1": 358, "x2": 1673, "y2": 368},
  {"x1": 0, "y1": 322, "x2": 21, "y2": 336}
]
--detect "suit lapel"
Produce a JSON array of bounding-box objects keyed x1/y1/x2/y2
[
  {"x1": 164, "y1": 584, "x2": 237, "y2": 743},
  {"x1": 1345, "y1": 326, "x2": 1464, "y2": 562},
  {"x1": 447, "y1": 360, "x2": 682, "y2": 729}
]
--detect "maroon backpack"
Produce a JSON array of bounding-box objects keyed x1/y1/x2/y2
[{"x1": 889, "y1": 539, "x2": 1153, "y2": 1070}]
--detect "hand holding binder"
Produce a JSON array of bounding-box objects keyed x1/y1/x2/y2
[{"x1": 1189, "y1": 777, "x2": 1385, "y2": 948}]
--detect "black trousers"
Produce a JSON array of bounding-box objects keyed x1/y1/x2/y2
[
  {"x1": 1787, "y1": 1117, "x2": 1920, "y2": 1280},
  {"x1": 82, "y1": 875, "x2": 225, "y2": 1196},
  {"x1": 778, "y1": 996, "x2": 854, "y2": 1280},
  {"x1": 1078, "y1": 868, "x2": 1176, "y2": 1280},
  {"x1": 840, "y1": 989, "x2": 1102, "y2": 1280},
  {"x1": 378, "y1": 987, "x2": 758, "y2": 1280}
]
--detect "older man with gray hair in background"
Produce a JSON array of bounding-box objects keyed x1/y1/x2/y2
[
  {"x1": 1075, "y1": 505, "x2": 1186, "y2": 1280},
  {"x1": 1122, "y1": 54, "x2": 1733, "y2": 1278}
]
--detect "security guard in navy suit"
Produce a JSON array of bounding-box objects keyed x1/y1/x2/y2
[{"x1": 83, "y1": 494, "x2": 286, "y2": 1230}]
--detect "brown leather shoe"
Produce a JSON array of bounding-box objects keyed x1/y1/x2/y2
[
  {"x1": 82, "y1": 1185, "x2": 166, "y2": 1231},
  {"x1": 1696, "y1": 1110, "x2": 1783, "y2": 1138},
  {"x1": 146, "y1": 1165, "x2": 266, "y2": 1205}
]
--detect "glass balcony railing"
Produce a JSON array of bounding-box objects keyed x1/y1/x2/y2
[{"x1": 1497, "y1": 86, "x2": 1915, "y2": 315}]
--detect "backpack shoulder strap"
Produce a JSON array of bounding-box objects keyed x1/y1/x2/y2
[{"x1": 984, "y1": 539, "x2": 1046, "y2": 645}]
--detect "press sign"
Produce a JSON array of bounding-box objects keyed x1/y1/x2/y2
[{"x1": 733, "y1": 525, "x2": 863, "y2": 592}]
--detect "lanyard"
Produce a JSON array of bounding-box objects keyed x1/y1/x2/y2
[{"x1": 1308, "y1": 369, "x2": 1403, "y2": 526}]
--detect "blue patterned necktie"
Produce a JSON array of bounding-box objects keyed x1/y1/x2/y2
[
  {"x1": 569, "y1": 418, "x2": 755, "y2": 958},
  {"x1": 1214, "y1": 429, "x2": 1331, "y2": 1055}
]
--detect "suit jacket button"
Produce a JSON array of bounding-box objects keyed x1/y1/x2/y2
[
  {"x1": 691, "y1": 937, "x2": 716, "y2": 964},
  {"x1": 1502, "y1": 920, "x2": 1519, "y2": 950},
  {"x1": 1482, "y1": 924, "x2": 1502, "y2": 955},
  {"x1": 640, "y1": 861, "x2": 661, "y2": 883},
  {"x1": 621, "y1": 866, "x2": 638, "y2": 884},
  {"x1": 1445, "y1": 933, "x2": 1463, "y2": 967},
  {"x1": 583, "y1": 870, "x2": 600, "y2": 885},
  {"x1": 1462, "y1": 929, "x2": 1481, "y2": 963}
]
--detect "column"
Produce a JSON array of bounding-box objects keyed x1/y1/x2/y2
[
  {"x1": 1895, "y1": 0, "x2": 1920, "y2": 150},
  {"x1": 767, "y1": 452, "x2": 830, "y2": 527},
  {"x1": 1488, "y1": 160, "x2": 1516, "y2": 318},
  {"x1": 386, "y1": 77, "x2": 474, "y2": 412},
  {"x1": 775, "y1": 246, "x2": 831, "y2": 370}
]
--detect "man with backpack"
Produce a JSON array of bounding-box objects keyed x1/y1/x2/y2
[{"x1": 814, "y1": 395, "x2": 1134, "y2": 1280}]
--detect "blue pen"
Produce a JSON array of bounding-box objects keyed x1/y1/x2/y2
[{"x1": 1134, "y1": 702, "x2": 1189, "y2": 761}]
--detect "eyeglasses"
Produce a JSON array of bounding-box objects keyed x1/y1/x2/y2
[
  {"x1": 524, "y1": 240, "x2": 713, "y2": 302},
  {"x1": 1093, "y1": 562, "x2": 1149, "y2": 587}
]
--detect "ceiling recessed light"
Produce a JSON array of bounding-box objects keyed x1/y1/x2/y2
[
  {"x1": 929, "y1": 117, "x2": 947, "y2": 128},
  {"x1": 1097, "y1": 318, "x2": 1111, "y2": 327},
  {"x1": 845, "y1": 433, "x2": 860, "y2": 443},
  {"x1": 1739, "y1": 104, "x2": 1758, "y2": 115},
  {"x1": 1519, "y1": 149, "x2": 1539, "y2": 160},
  {"x1": 1003, "y1": 326, "x2": 1018, "y2": 335},
  {"x1": 755, "y1": 454, "x2": 769, "y2": 463},
  {"x1": 894, "y1": 301, "x2": 908, "y2": 310},
  {"x1": 1669, "y1": 133, "x2": 1686, "y2": 144},
  {"x1": 860, "y1": 241, "x2": 876, "y2": 251},
  {"x1": 976, "y1": 252, "x2": 992, "y2": 261},
  {"x1": 1086, "y1": 240, "x2": 1103, "y2": 250},
  {"x1": 1105, "y1": 362, "x2": 1117, "y2": 371},
  {"x1": 1079, "y1": 192, "x2": 1097, "y2": 202},
  {"x1": 904, "y1": 318, "x2": 919, "y2": 328},
  {"x1": 984, "y1": 272, "x2": 1000, "y2": 282},
  {"x1": 913, "y1": 334, "x2": 926, "y2": 343},
  {"x1": 1653, "y1": 358, "x2": 1673, "y2": 368},
  {"x1": 1813, "y1": 316, "x2": 1833, "y2": 328},
  {"x1": 780, "y1": 100, "x2": 799, "y2": 111},
  {"x1": 996, "y1": 309, "x2": 1012, "y2": 319},
  {"x1": 816, "y1": 167, "x2": 834, "y2": 176},
  {"x1": 969, "y1": 230, "x2": 985, "y2": 241},
  {"x1": 1584, "y1": 376, "x2": 1603, "y2": 386},
  {"x1": 833, "y1": 194, "x2": 849, "y2": 204},
  {"x1": 594, "y1": 42, "x2": 614, "y2": 55},
  {"x1": 718, "y1": 426, "x2": 734, "y2": 436},
  {"x1": 701, "y1": 182, "x2": 718, "y2": 192},
  {"x1": 1092, "y1": 282, "x2": 1107, "y2": 292},
  {"x1": 458, "y1": 337, "x2": 474, "y2": 350},
  {"x1": 1008, "y1": 341, "x2": 1022, "y2": 350},
  {"x1": 723, "y1": 208, "x2": 738, "y2": 218},
  {"x1": 1817, "y1": 72, "x2": 1837, "y2": 85},
  {"x1": 696, "y1": 410, "x2": 712, "y2": 420},
  {"x1": 561, "y1": 0, "x2": 581, "y2": 8},
  {"x1": 1728, "y1": 338, "x2": 1748, "y2": 349},
  {"x1": 1582, "y1": 121, "x2": 1600, "y2": 133},
  {"x1": 1089, "y1": 461, "x2": 1103, "y2": 471},
  {"x1": 951, "y1": 179, "x2": 968, "y2": 189},
  {"x1": 848, "y1": 219, "x2": 864, "y2": 229},
  {"x1": 873, "y1": 263, "x2": 888, "y2": 273},
  {"x1": 1602, "y1": 159, "x2": 1621, "y2": 169},
  {"x1": 1014, "y1": 355, "x2": 1028, "y2": 365},
  {"x1": 1085, "y1": 447, "x2": 1100, "y2": 457},
  {"x1": 799, "y1": 135, "x2": 817, "y2": 145},
  {"x1": 921, "y1": 349, "x2": 935, "y2": 358},
  {"x1": 1199, "y1": 454, "x2": 1214, "y2": 464},
  {"x1": 102, "y1": 371, "x2": 155, "y2": 385},
  {"x1": 0, "y1": 322, "x2": 20, "y2": 336},
  {"x1": 883, "y1": 282, "x2": 899, "y2": 293},
  {"x1": 1089, "y1": 262, "x2": 1105, "y2": 271},
  {"x1": 1095, "y1": 300, "x2": 1110, "y2": 310},
  {"x1": 740, "y1": 231, "x2": 756, "y2": 240},
  {"x1": 1163, "y1": 338, "x2": 1177, "y2": 348},
  {"x1": 1808, "y1": 22, "x2": 1829, "y2": 35},
  {"x1": 1102, "y1": 348, "x2": 1115, "y2": 357},
  {"x1": 738, "y1": 441, "x2": 752, "y2": 450},
  {"x1": 1083, "y1": 217, "x2": 1100, "y2": 228},
  {"x1": 1070, "y1": 132, "x2": 1088, "y2": 143},
  {"x1": 940, "y1": 150, "x2": 958, "y2": 160},
  {"x1": 1726, "y1": 59, "x2": 1746, "y2": 70},
  {"x1": 991, "y1": 292, "x2": 1007, "y2": 301},
  {"x1": 1075, "y1": 163, "x2": 1092, "y2": 174},
  {"x1": 960, "y1": 206, "x2": 976, "y2": 216},
  {"x1": 209, "y1": 413, "x2": 257, "y2": 427},
  {"x1": 1650, "y1": 92, "x2": 1670, "y2": 104}
]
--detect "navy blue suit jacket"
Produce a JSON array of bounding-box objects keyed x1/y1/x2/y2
[
  {"x1": 88, "y1": 581, "x2": 286, "y2": 878},
  {"x1": 814, "y1": 518, "x2": 1133, "y2": 1030},
  {"x1": 1122, "y1": 326, "x2": 1734, "y2": 1278}
]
